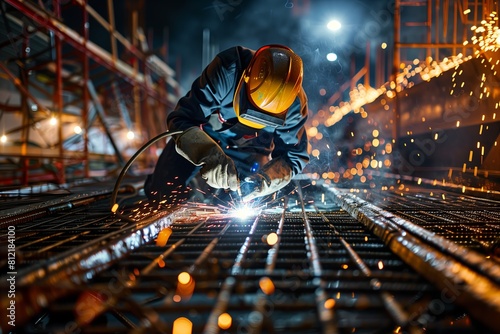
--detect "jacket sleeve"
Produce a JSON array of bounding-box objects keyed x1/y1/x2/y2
[
  {"x1": 167, "y1": 55, "x2": 235, "y2": 131},
  {"x1": 271, "y1": 89, "x2": 310, "y2": 176}
]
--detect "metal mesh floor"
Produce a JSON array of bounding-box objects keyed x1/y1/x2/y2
[
  {"x1": 351, "y1": 189, "x2": 500, "y2": 256},
  {"x1": 0, "y1": 181, "x2": 498, "y2": 334}
]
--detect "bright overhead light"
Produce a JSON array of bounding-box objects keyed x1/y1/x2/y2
[
  {"x1": 49, "y1": 116, "x2": 57, "y2": 126},
  {"x1": 127, "y1": 131, "x2": 135, "y2": 140},
  {"x1": 1, "y1": 135, "x2": 6, "y2": 143},
  {"x1": 74, "y1": 125, "x2": 82, "y2": 134},
  {"x1": 326, "y1": 53, "x2": 338, "y2": 61},
  {"x1": 327, "y1": 20, "x2": 341, "y2": 31}
]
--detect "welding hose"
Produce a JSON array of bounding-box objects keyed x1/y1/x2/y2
[{"x1": 110, "y1": 130, "x2": 183, "y2": 213}]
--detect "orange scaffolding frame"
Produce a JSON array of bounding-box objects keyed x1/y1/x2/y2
[{"x1": 0, "y1": 0, "x2": 180, "y2": 186}]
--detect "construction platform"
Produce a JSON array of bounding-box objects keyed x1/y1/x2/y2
[{"x1": 0, "y1": 176, "x2": 499, "y2": 334}]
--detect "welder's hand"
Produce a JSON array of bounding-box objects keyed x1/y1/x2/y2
[
  {"x1": 175, "y1": 127, "x2": 238, "y2": 191},
  {"x1": 200, "y1": 154, "x2": 239, "y2": 190},
  {"x1": 241, "y1": 158, "x2": 292, "y2": 202}
]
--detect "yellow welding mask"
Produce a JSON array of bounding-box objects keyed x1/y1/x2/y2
[{"x1": 234, "y1": 45, "x2": 304, "y2": 129}]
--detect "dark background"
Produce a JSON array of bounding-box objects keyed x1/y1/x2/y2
[{"x1": 142, "y1": 0, "x2": 394, "y2": 112}]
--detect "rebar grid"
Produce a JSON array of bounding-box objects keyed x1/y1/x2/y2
[
  {"x1": 0, "y1": 194, "x2": 125, "y2": 273},
  {"x1": 9, "y1": 201, "x2": 488, "y2": 332},
  {"x1": 337, "y1": 188, "x2": 500, "y2": 256},
  {"x1": 1, "y1": 182, "x2": 498, "y2": 333},
  {"x1": 328, "y1": 186, "x2": 500, "y2": 333}
]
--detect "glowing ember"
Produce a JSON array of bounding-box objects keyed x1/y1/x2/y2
[
  {"x1": 156, "y1": 227, "x2": 172, "y2": 247},
  {"x1": 176, "y1": 272, "x2": 195, "y2": 300},
  {"x1": 324, "y1": 298, "x2": 336, "y2": 309},
  {"x1": 259, "y1": 277, "x2": 275, "y2": 295},
  {"x1": 378, "y1": 261, "x2": 384, "y2": 270},
  {"x1": 111, "y1": 203, "x2": 119, "y2": 213},
  {"x1": 218, "y1": 312, "x2": 232, "y2": 330},
  {"x1": 173, "y1": 317, "x2": 192, "y2": 334},
  {"x1": 178, "y1": 272, "x2": 192, "y2": 285},
  {"x1": 266, "y1": 232, "x2": 279, "y2": 246}
]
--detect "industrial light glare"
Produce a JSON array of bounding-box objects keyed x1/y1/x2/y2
[
  {"x1": 327, "y1": 19, "x2": 341, "y2": 31},
  {"x1": 326, "y1": 53, "x2": 338, "y2": 61},
  {"x1": 74, "y1": 125, "x2": 82, "y2": 134},
  {"x1": 0, "y1": 135, "x2": 6, "y2": 143},
  {"x1": 127, "y1": 130, "x2": 135, "y2": 140},
  {"x1": 381, "y1": 42, "x2": 387, "y2": 49},
  {"x1": 49, "y1": 116, "x2": 58, "y2": 126}
]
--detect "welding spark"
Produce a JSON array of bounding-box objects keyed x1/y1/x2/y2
[{"x1": 229, "y1": 204, "x2": 258, "y2": 219}]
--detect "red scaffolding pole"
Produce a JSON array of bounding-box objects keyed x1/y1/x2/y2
[{"x1": 0, "y1": 0, "x2": 180, "y2": 186}]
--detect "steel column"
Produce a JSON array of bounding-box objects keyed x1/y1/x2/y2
[
  {"x1": 81, "y1": 0, "x2": 90, "y2": 178},
  {"x1": 53, "y1": 0, "x2": 65, "y2": 183}
]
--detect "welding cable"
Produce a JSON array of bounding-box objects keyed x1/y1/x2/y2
[{"x1": 110, "y1": 130, "x2": 183, "y2": 213}]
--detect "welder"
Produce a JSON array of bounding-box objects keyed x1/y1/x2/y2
[{"x1": 144, "y1": 44, "x2": 309, "y2": 204}]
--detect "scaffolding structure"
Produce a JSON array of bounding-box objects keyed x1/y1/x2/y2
[
  {"x1": 391, "y1": 0, "x2": 500, "y2": 139},
  {"x1": 0, "y1": 0, "x2": 180, "y2": 187},
  {"x1": 317, "y1": 0, "x2": 499, "y2": 118},
  {"x1": 305, "y1": 0, "x2": 500, "y2": 193},
  {"x1": 394, "y1": 0, "x2": 500, "y2": 68}
]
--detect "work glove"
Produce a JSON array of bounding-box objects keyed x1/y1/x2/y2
[
  {"x1": 241, "y1": 158, "x2": 292, "y2": 202},
  {"x1": 175, "y1": 127, "x2": 239, "y2": 191}
]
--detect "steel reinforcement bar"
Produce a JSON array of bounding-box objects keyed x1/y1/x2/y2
[{"x1": 326, "y1": 186, "x2": 500, "y2": 333}]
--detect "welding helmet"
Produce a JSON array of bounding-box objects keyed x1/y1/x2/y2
[{"x1": 233, "y1": 45, "x2": 303, "y2": 129}]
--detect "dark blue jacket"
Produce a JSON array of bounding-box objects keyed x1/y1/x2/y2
[{"x1": 167, "y1": 46, "x2": 309, "y2": 178}]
